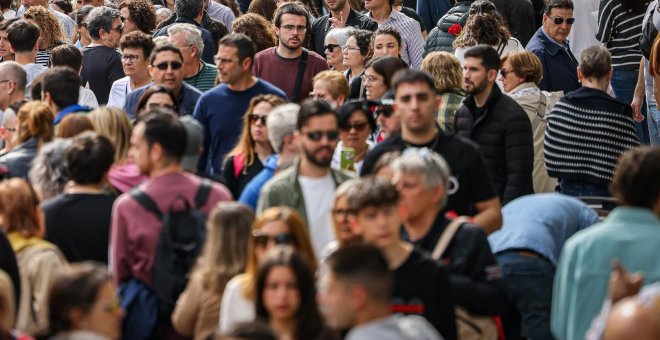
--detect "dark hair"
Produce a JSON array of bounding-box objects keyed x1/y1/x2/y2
[
  {"x1": 463, "y1": 44, "x2": 501, "y2": 71},
  {"x1": 347, "y1": 28, "x2": 373, "y2": 58},
  {"x1": 136, "y1": 85, "x2": 179, "y2": 115},
  {"x1": 454, "y1": 0, "x2": 510, "y2": 48},
  {"x1": 216, "y1": 0, "x2": 242, "y2": 17},
  {"x1": 247, "y1": 0, "x2": 277, "y2": 22},
  {"x1": 392, "y1": 69, "x2": 437, "y2": 94},
  {"x1": 74, "y1": 5, "x2": 94, "y2": 26},
  {"x1": 347, "y1": 177, "x2": 399, "y2": 213},
  {"x1": 139, "y1": 110, "x2": 187, "y2": 162},
  {"x1": 0, "y1": 0, "x2": 10, "y2": 10},
  {"x1": 610, "y1": 147, "x2": 660, "y2": 208},
  {"x1": 57, "y1": 114, "x2": 95, "y2": 138},
  {"x1": 6, "y1": 20, "x2": 40, "y2": 53},
  {"x1": 42, "y1": 67, "x2": 81, "y2": 110},
  {"x1": 51, "y1": 45, "x2": 83, "y2": 72},
  {"x1": 372, "y1": 25, "x2": 402, "y2": 50},
  {"x1": 255, "y1": 247, "x2": 328, "y2": 340},
  {"x1": 148, "y1": 42, "x2": 183, "y2": 65},
  {"x1": 365, "y1": 56, "x2": 407, "y2": 90},
  {"x1": 338, "y1": 100, "x2": 377, "y2": 133},
  {"x1": 30, "y1": 73, "x2": 44, "y2": 101},
  {"x1": 219, "y1": 33, "x2": 256, "y2": 65},
  {"x1": 231, "y1": 14, "x2": 277, "y2": 53},
  {"x1": 52, "y1": 0, "x2": 73, "y2": 14},
  {"x1": 544, "y1": 0, "x2": 574, "y2": 15},
  {"x1": 0, "y1": 61, "x2": 27, "y2": 92},
  {"x1": 326, "y1": 244, "x2": 393, "y2": 303},
  {"x1": 296, "y1": 100, "x2": 339, "y2": 130},
  {"x1": 0, "y1": 18, "x2": 18, "y2": 32},
  {"x1": 620, "y1": 0, "x2": 647, "y2": 12},
  {"x1": 66, "y1": 131, "x2": 115, "y2": 184},
  {"x1": 120, "y1": 0, "x2": 157, "y2": 33},
  {"x1": 213, "y1": 321, "x2": 277, "y2": 340},
  {"x1": 176, "y1": 0, "x2": 204, "y2": 19},
  {"x1": 273, "y1": 2, "x2": 309, "y2": 28},
  {"x1": 86, "y1": 6, "x2": 121, "y2": 40},
  {"x1": 119, "y1": 31, "x2": 156, "y2": 60}
]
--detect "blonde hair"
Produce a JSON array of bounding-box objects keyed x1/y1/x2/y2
[
  {"x1": 16, "y1": 101, "x2": 54, "y2": 149},
  {"x1": 421, "y1": 52, "x2": 463, "y2": 91},
  {"x1": 313, "y1": 70, "x2": 350, "y2": 101},
  {"x1": 500, "y1": 51, "x2": 543, "y2": 85},
  {"x1": 24, "y1": 6, "x2": 67, "y2": 47},
  {"x1": 0, "y1": 270, "x2": 15, "y2": 331},
  {"x1": 88, "y1": 107, "x2": 133, "y2": 163}
]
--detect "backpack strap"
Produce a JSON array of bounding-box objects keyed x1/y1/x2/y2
[
  {"x1": 291, "y1": 48, "x2": 308, "y2": 102},
  {"x1": 432, "y1": 216, "x2": 469, "y2": 259},
  {"x1": 194, "y1": 178, "x2": 213, "y2": 209},
  {"x1": 130, "y1": 189, "x2": 164, "y2": 219},
  {"x1": 533, "y1": 91, "x2": 547, "y2": 131}
]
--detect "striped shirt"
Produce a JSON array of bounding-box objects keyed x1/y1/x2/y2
[
  {"x1": 596, "y1": 0, "x2": 650, "y2": 69},
  {"x1": 368, "y1": 9, "x2": 424, "y2": 68},
  {"x1": 184, "y1": 62, "x2": 218, "y2": 92}
]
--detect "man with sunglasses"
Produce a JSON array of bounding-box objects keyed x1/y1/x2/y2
[
  {"x1": 257, "y1": 100, "x2": 352, "y2": 260},
  {"x1": 526, "y1": 0, "x2": 580, "y2": 93},
  {"x1": 311, "y1": 0, "x2": 377, "y2": 57}
]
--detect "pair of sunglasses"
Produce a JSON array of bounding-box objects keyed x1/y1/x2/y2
[
  {"x1": 305, "y1": 130, "x2": 339, "y2": 141},
  {"x1": 152, "y1": 61, "x2": 183, "y2": 70},
  {"x1": 340, "y1": 121, "x2": 369, "y2": 132},
  {"x1": 253, "y1": 231, "x2": 293, "y2": 247},
  {"x1": 248, "y1": 113, "x2": 268, "y2": 126}
]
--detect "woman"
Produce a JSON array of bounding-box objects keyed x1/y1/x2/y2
[
  {"x1": 0, "y1": 102, "x2": 55, "y2": 179},
  {"x1": 320, "y1": 179, "x2": 361, "y2": 259},
  {"x1": 247, "y1": 0, "x2": 277, "y2": 22},
  {"x1": 231, "y1": 14, "x2": 277, "y2": 53},
  {"x1": 421, "y1": 51, "x2": 466, "y2": 133},
  {"x1": 324, "y1": 28, "x2": 350, "y2": 72},
  {"x1": 23, "y1": 7, "x2": 67, "y2": 67},
  {"x1": 119, "y1": 0, "x2": 157, "y2": 35},
  {"x1": 219, "y1": 207, "x2": 317, "y2": 333},
  {"x1": 135, "y1": 85, "x2": 179, "y2": 118},
  {"x1": 172, "y1": 202, "x2": 254, "y2": 340},
  {"x1": 222, "y1": 94, "x2": 285, "y2": 199},
  {"x1": 597, "y1": 0, "x2": 649, "y2": 144},
  {"x1": 331, "y1": 101, "x2": 376, "y2": 174},
  {"x1": 371, "y1": 26, "x2": 404, "y2": 62},
  {"x1": 28, "y1": 139, "x2": 73, "y2": 201},
  {"x1": 0, "y1": 179, "x2": 68, "y2": 335},
  {"x1": 255, "y1": 247, "x2": 335, "y2": 340},
  {"x1": 73, "y1": 5, "x2": 94, "y2": 51},
  {"x1": 311, "y1": 71, "x2": 349, "y2": 108},
  {"x1": 363, "y1": 56, "x2": 406, "y2": 100},
  {"x1": 343, "y1": 29, "x2": 373, "y2": 99},
  {"x1": 500, "y1": 50, "x2": 560, "y2": 193},
  {"x1": 0, "y1": 19, "x2": 18, "y2": 62},
  {"x1": 38, "y1": 263, "x2": 121, "y2": 340}
]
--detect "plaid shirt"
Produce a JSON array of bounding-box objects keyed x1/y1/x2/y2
[{"x1": 437, "y1": 90, "x2": 466, "y2": 133}]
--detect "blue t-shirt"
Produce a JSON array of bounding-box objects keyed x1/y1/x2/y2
[{"x1": 193, "y1": 79, "x2": 286, "y2": 175}]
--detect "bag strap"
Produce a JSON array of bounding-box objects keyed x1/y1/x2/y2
[
  {"x1": 533, "y1": 91, "x2": 547, "y2": 131},
  {"x1": 130, "y1": 189, "x2": 164, "y2": 219},
  {"x1": 291, "y1": 49, "x2": 308, "y2": 102},
  {"x1": 432, "y1": 216, "x2": 469, "y2": 259},
  {"x1": 496, "y1": 40, "x2": 506, "y2": 55},
  {"x1": 194, "y1": 178, "x2": 213, "y2": 209}
]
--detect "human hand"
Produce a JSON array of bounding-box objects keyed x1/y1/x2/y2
[{"x1": 609, "y1": 259, "x2": 644, "y2": 304}]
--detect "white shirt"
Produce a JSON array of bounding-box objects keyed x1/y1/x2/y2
[
  {"x1": 107, "y1": 76, "x2": 132, "y2": 109},
  {"x1": 219, "y1": 274, "x2": 255, "y2": 332},
  {"x1": 79, "y1": 86, "x2": 99, "y2": 108},
  {"x1": 22, "y1": 63, "x2": 47, "y2": 100},
  {"x1": 567, "y1": 0, "x2": 600, "y2": 60},
  {"x1": 298, "y1": 173, "x2": 337, "y2": 259}
]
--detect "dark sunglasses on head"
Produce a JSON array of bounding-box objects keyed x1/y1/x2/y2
[
  {"x1": 248, "y1": 113, "x2": 268, "y2": 126},
  {"x1": 153, "y1": 61, "x2": 183, "y2": 70},
  {"x1": 253, "y1": 231, "x2": 293, "y2": 247},
  {"x1": 324, "y1": 44, "x2": 340, "y2": 52},
  {"x1": 305, "y1": 130, "x2": 339, "y2": 141},
  {"x1": 551, "y1": 16, "x2": 575, "y2": 25},
  {"x1": 340, "y1": 121, "x2": 369, "y2": 132}
]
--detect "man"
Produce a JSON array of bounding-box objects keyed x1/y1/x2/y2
[
  {"x1": 239, "y1": 103, "x2": 300, "y2": 209},
  {"x1": 124, "y1": 44, "x2": 203, "y2": 119},
  {"x1": 455, "y1": 45, "x2": 534, "y2": 205},
  {"x1": 6, "y1": 20, "x2": 45, "y2": 99},
  {"x1": 526, "y1": 0, "x2": 580, "y2": 93},
  {"x1": 80, "y1": 6, "x2": 125, "y2": 105},
  {"x1": 193, "y1": 34, "x2": 285, "y2": 175},
  {"x1": 111, "y1": 110, "x2": 232, "y2": 334},
  {"x1": 0, "y1": 19, "x2": 16, "y2": 62},
  {"x1": 42, "y1": 67, "x2": 91, "y2": 126},
  {"x1": 253, "y1": 3, "x2": 328, "y2": 102},
  {"x1": 361, "y1": 70, "x2": 502, "y2": 234},
  {"x1": 311, "y1": 70, "x2": 349, "y2": 108},
  {"x1": 107, "y1": 31, "x2": 155, "y2": 109},
  {"x1": 551, "y1": 147, "x2": 660, "y2": 340},
  {"x1": 156, "y1": 0, "x2": 228, "y2": 52},
  {"x1": 488, "y1": 193, "x2": 599, "y2": 339},
  {"x1": 20, "y1": 0, "x2": 75, "y2": 39},
  {"x1": 365, "y1": 0, "x2": 423, "y2": 68},
  {"x1": 320, "y1": 244, "x2": 443, "y2": 340},
  {"x1": 311, "y1": 0, "x2": 377, "y2": 56},
  {"x1": 205, "y1": 0, "x2": 235, "y2": 32},
  {"x1": 153, "y1": 0, "x2": 217, "y2": 64},
  {"x1": 257, "y1": 100, "x2": 351, "y2": 258},
  {"x1": 344, "y1": 177, "x2": 457, "y2": 339},
  {"x1": 167, "y1": 23, "x2": 218, "y2": 92},
  {"x1": 0, "y1": 62, "x2": 26, "y2": 118}
]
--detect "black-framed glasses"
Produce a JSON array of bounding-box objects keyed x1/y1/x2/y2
[
  {"x1": 252, "y1": 231, "x2": 293, "y2": 247},
  {"x1": 121, "y1": 54, "x2": 140, "y2": 63},
  {"x1": 340, "y1": 121, "x2": 369, "y2": 133},
  {"x1": 248, "y1": 113, "x2": 268, "y2": 126},
  {"x1": 550, "y1": 16, "x2": 575, "y2": 25},
  {"x1": 280, "y1": 24, "x2": 307, "y2": 33},
  {"x1": 153, "y1": 61, "x2": 183, "y2": 70},
  {"x1": 110, "y1": 24, "x2": 124, "y2": 34},
  {"x1": 500, "y1": 68, "x2": 513, "y2": 77},
  {"x1": 324, "y1": 44, "x2": 340, "y2": 52},
  {"x1": 305, "y1": 130, "x2": 339, "y2": 141}
]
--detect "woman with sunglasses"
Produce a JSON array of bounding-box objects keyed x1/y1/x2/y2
[
  {"x1": 255, "y1": 247, "x2": 335, "y2": 340},
  {"x1": 222, "y1": 95, "x2": 286, "y2": 199},
  {"x1": 219, "y1": 207, "x2": 317, "y2": 333},
  {"x1": 324, "y1": 28, "x2": 350, "y2": 72},
  {"x1": 331, "y1": 101, "x2": 376, "y2": 174},
  {"x1": 363, "y1": 56, "x2": 407, "y2": 101},
  {"x1": 342, "y1": 29, "x2": 373, "y2": 99}
]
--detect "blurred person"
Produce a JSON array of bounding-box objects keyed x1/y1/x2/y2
[
  {"x1": 50, "y1": 44, "x2": 99, "y2": 108},
  {"x1": 371, "y1": 150, "x2": 400, "y2": 180},
  {"x1": 0, "y1": 0, "x2": 15, "y2": 18},
  {"x1": 373, "y1": 90, "x2": 399, "y2": 141},
  {"x1": 41, "y1": 67, "x2": 91, "y2": 126},
  {"x1": 342, "y1": 28, "x2": 371, "y2": 99},
  {"x1": 212, "y1": 322, "x2": 277, "y2": 340},
  {"x1": 167, "y1": 23, "x2": 218, "y2": 92},
  {"x1": 19, "y1": 0, "x2": 75, "y2": 41},
  {"x1": 216, "y1": 0, "x2": 241, "y2": 18},
  {"x1": 135, "y1": 85, "x2": 179, "y2": 117},
  {"x1": 364, "y1": 0, "x2": 423, "y2": 68},
  {"x1": 423, "y1": 0, "x2": 471, "y2": 55},
  {"x1": 72, "y1": 5, "x2": 93, "y2": 50},
  {"x1": 0, "y1": 62, "x2": 26, "y2": 117},
  {"x1": 107, "y1": 31, "x2": 155, "y2": 109},
  {"x1": 119, "y1": 0, "x2": 157, "y2": 34},
  {"x1": 28, "y1": 138, "x2": 72, "y2": 201},
  {"x1": 56, "y1": 114, "x2": 94, "y2": 138},
  {"x1": 0, "y1": 107, "x2": 18, "y2": 155},
  {"x1": 155, "y1": 7, "x2": 173, "y2": 27},
  {"x1": 0, "y1": 18, "x2": 17, "y2": 62},
  {"x1": 247, "y1": 0, "x2": 277, "y2": 21},
  {"x1": 421, "y1": 52, "x2": 465, "y2": 134},
  {"x1": 6, "y1": 20, "x2": 46, "y2": 99},
  {"x1": 319, "y1": 179, "x2": 361, "y2": 257},
  {"x1": 310, "y1": 70, "x2": 349, "y2": 108},
  {"x1": 0, "y1": 269, "x2": 28, "y2": 340},
  {"x1": 22, "y1": 6, "x2": 68, "y2": 67},
  {"x1": 310, "y1": 0, "x2": 377, "y2": 57},
  {"x1": 231, "y1": 13, "x2": 277, "y2": 53},
  {"x1": 363, "y1": 56, "x2": 406, "y2": 100},
  {"x1": 50, "y1": 0, "x2": 72, "y2": 15},
  {"x1": 331, "y1": 101, "x2": 376, "y2": 173},
  {"x1": 323, "y1": 28, "x2": 350, "y2": 72},
  {"x1": 603, "y1": 297, "x2": 660, "y2": 340}
]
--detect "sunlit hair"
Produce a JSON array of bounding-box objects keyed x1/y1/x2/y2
[
  {"x1": 0, "y1": 178, "x2": 41, "y2": 238},
  {"x1": 15, "y1": 101, "x2": 54, "y2": 149},
  {"x1": 88, "y1": 107, "x2": 133, "y2": 164},
  {"x1": 0, "y1": 270, "x2": 15, "y2": 331},
  {"x1": 421, "y1": 52, "x2": 463, "y2": 91},
  {"x1": 29, "y1": 138, "x2": 72, "y2": 201},
  {"x1": 57, "y1": 113, "x2": 95, "y2": 138},
  {"x1": 500, "y1": 50, "x2": 543, "y2": 85},
  {"x1": 23, "y1": 6, "x2": 67, "y2": 48},
  {"x1": 232, "y1": 13, "x2": 277, "y2": 53}
]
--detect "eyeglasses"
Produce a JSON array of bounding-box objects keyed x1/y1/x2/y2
[
  {"x1": 280, "y1": 25, "x2": 307, "y2": 33},
  {"x1": 361, "y1": 74, "x2": 381, "y2": 84},
  {"x1": 500, "y1": 68, "x2": 513, "y2": 77},
  {"x1": 248, "y1": 113, "x2": 268, "y2": 126},
  {"x1": 214, "y1": 56, "x2": 241, "y2": 64},
  {"x1": 121, "y1": 54, "x2": 140, "y2": 63},
  {"x1": 2, "y1": 127, "x2": 15, "y2": 132},
  {"x1": 324, "y1": 44, "x2": 340, "y2": 52},
  {"x1": 305, "y1": 130, "x2": 339, "y2": 141},
  {"x1": 342, "y1": 45, "x2": 361, "y2": 52},
  {"x1": 332, "y1": 208, "x2": 354, "y2": 217},
  {"x1": 253, "y1": 231, "x2": 293, "y2": 247},
  {"x1": 550, "y1": 16, "x2": 575, "y2": 25},
  {"x1": 110, "y1": 24, "x2": 124, "y2": 34},
  {"x1": 153, "y1": 61, "x2": 183, "y2": 70},
  {"x1": 340, "y1": 121, "x2": 369, "y2": 133}
]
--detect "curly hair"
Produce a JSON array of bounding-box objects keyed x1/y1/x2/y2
[
  {"x1": 421, "y1": 51, "x2": 463, "y2": 91},
  {"x1": 215, "y1": 0, "x2": 242, "y2": 17},
  {"x1": 247, "y1": 0, "x2": 277, "y2": 22},
  {"x1": 232, "y1": 13, "x2": 277, "y2": 53},
  {"x1": 348, "y1": 28, "x2": 373, "y2": 60},
  {"x1": 453, "y1": 0, "x2": 510, "y2": 48},
  {"x1": 120, "y1": 0, "x2": 157, "y2": 34},
  {"x1": 23, "y1": 6, "x2": 67, "y2": 48}
]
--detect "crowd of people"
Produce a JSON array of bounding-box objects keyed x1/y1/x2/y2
[{"x1": 0, "y1": 0, "x2": 659, "y2": 338}]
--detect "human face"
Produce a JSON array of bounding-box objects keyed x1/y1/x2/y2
[
  {"x1": 149, "y1": 51, "x2": 184, "y2": 92},
  {"x1": 339, "y1": 110, "x2": 371, "y2": 151},
  {"x1": 463, "y1": 57, "x2": 493, "y2": 95},
  {"x1": 393, "y1": 170, "x2": 440, "y2": 222},
  {"x1": 354, "y1": 205, "x2": 400, "y2": 249},
  {"x1": 499, "y1": 60, "x2": 525, "y2": 93},
  {"x1": 376, "y1": 106, "x2": 400, "y2": 139},
  {"x1": 78, "y1": 281, "x2": 123, "y2": 340},
  {"x1": 364, "y1": 0, "x2": 386, "y2": 11},
  {"x1": 373, "y1": 34, "x2": 400, "y2": 59},
  {"x1": 0, "y1": 31, "x2": 11, "y2": 60},
  {"x1": 298, "y1": 114, "x2": 339, "y2": 168},
  {"x1": 144, "y1": 92, "x2": 176, "y2": 111},
  {"x1": 318, "y1": 271, "x2": 355, "y2": 330},
  {"x1": 121, "y1": 47, "x2": 147, "y2": 78},
  {"x1": 254, "y1": 220, "x2": 291, "y2": 265},
  {"x1": 325, "y1": 0, "x2": 347, "y2": 12},
  {"x1": 342, "y1": 36, "x2": 364, "y2": 69},
  {"x1": 275, "y1": 14, "x2": 307, "y2": 51},
  {"x1": 311, "y1": 81, "x2": 343, "y2": 108},
  {"x1": 128, "y1": 122, "x2": 153, "y2": 176},
  {"x1": 169, "y1": 31, "x2": 197, "y2": 65},
  {"x1": 0, "y1": 116, "x2": 17, "y2": 150},
  {"x1": 120, "y1": 7, "x2": 139, "y2": 34},
  {"x1": 394, "y1": 81, "x2": 439, "y2": 135},
  {"x1": 104, "y1": 18, "x2": 123, "y2": 48},
  {"x1": 262, "y1": 266, "x2": 300, "y2": 322},
  {"x1": 77, "y1": 18, "x2": 91, "y2": 45},
  {"x1": 332, "y1": 195, "x2": 356, "y2": 243},
  {"x1": 542, "y1": 8, "x2": 574, "y2": 44},
  {"x1": 250, "y1": 101, "x2": 273, "y2": 144},
  {"x1": 324, "y1": 37, "x2": 343, "y2": 70},
  {"x1": 216, "y1": 45, "x2": 248, "y2": 85},
  {"x1": 363, "y1": 67, "x2": 387, "y2": 100}
]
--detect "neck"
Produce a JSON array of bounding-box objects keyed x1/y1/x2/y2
[
  {"x1": 228, "y1": 74, "x2": 258, "y2": 91},
  {"x1": 350, "y1": 65, "x2": 364, "y2": 77},
  {"x1": 331, "y1": 62, "x2": 349, "y2": 72},
  {"x1": 582, "y1": 78, "x2": 610, "y2": 92},
  {"x1": 149, "y1": 163, "x2": 183, "y2": 178},
  {"x1": 298, "y1": 157, "x2": 330, "y2": 177},
  {"x1": 473, "y1": 83, "x2": 494, "y2": 107},
  {"x1": 370, "y1": 4, "x2": 391, "y2": 23},
  {"x1": 270, "y1": 319, "x2": 296, "y2": 340},
  {"x1": 354, "y1": 304, "x2": 392, "y2": 327},
  {"x1": 130, "y1": 72, "x2": 151, "y2": 89},
  {"x1": 278, "y1": 151, "x2": 297, "y2": 169},
  {"x1": 353, "y1": 142, "x2": 369, "y2": 161},
  {"x1": 402, "y1": 125, "x2": 437, "y2": 145},
  {"x1": 403, "y1": 207, "x2": 440, "y2": 241},
  {"x1": 254, "y1": 141, "x2": 273, "y2": 161},
  {"x1": 80, "y1": 36, "x2": 91, "y2": 46},
  {"x1": 65, "y1": 182, "x2": 105, "y2": 194},
  {"x1": 277, "y1": 44, "x2": 303, "y2": 59},
  {"x1": 89, "y1": 39, "x2": 112, "y2": 49},
  {"x1": 14, "y1": 52, "x2": 35, "y2": 65},
  {"x1": 331, "y1": 4, "x2": 351, "y2": 21},
  {"x1": 1, "y1": 54, "x2": 14, "y2": 61},
  {"x1": 183, "y1": 60, "x2": 201, "y2": 78},
  {"x1": 382, "y1": 241, "x2": 412, "y2": 270}
]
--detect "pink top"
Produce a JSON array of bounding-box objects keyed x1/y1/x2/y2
[{"x1": 108, "y1": 161, "x2": 146, "y2": 193}]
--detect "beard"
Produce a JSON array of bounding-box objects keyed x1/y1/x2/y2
[
  {"x1": 303, "y1": 144, "x2": 334, "y2": 168},
  {"x1": 464, "y1": 78, "x2": 488, "y2": 95}
]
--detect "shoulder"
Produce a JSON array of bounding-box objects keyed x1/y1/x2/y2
[
  {"x1": 307, "y1": 49, "x2": 327, "y2": 62},
  {"x1": 312, "y1": 15, "x2": 329, "y2": 28},
  {"x1": 255, "y1": 79, "x2": 287, "y2": 97},
  {"x1": 254, "y1": 47, "x2": 277, "y2": 60},
  {"x1": 262, "y1": 167, "x2": 296, "y2": 192}
]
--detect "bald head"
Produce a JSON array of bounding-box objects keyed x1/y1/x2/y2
[
  {"x1": 0, "y1": 62, "x2": 27, "y2": 92},
  {"x1": 604, "y1": 297, "x2": 660, "y2": 340}
]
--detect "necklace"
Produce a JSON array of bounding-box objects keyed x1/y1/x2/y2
[
  {"x1": 186, "y1": 62, "x2": 204, "y2": 88},
  {"x1": 403, "y1": 130, "x2": 440, "y2": 150}
]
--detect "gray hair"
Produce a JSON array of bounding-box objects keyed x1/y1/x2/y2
[
  {"x1": 2, "y1": 107, "x2": 17, "y2": 127},
  {"x1": 152, "y1": 36, "x2": 170, "y2": 46},
  {"x1": 266, "y1": 103, "x2": 299, "y2": 153},
  {"x1": 391, "y1": 148, "x2": 453, "y2": 210},
  {"x1": 325, "y1": 27, "x2": 350, "y2": 48},
  {"x1": 86, "y1": 6, "x2": 121, "y2": 40},
  {"x1": 176, "y1": 0, "x2": 204, "y2": 20},
  {"x1": 155, "y1": 7, "x2": 172, "y2": 20},
  {"x1": 167, "y1": 23, "x2": 204, "y2": 56},
  {"x1": 28, "y1": 138, "x2": 73, "y2": 201},
  {"x1": 0, "y1": 62, "x2": 27, "y2": 92},
  {"x1": 579, "y1": 44, "x2": 612, "y2": 80}
]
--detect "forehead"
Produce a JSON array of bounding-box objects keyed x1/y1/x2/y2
[
  {"x1": 364, "y1": 67, "x2": 379, "y2": 76},
  {"x1": 217, "y1": 44, "x2": 238, "y2": 57},
  {"x1": 167, "y1": 32, "x2": 186, "y2": 46},
  {"x1": 375, "y1": 34, "x2": 397, "y2": 44},
  {"x1": 463, "y1": 56, "x2": 485, "y2": 70},
  {"x1": 280, "y1": 13, "x2": 307, "y2": 26},
  {"x1": 325, "y1": 36, "x2": 338, "y2": 44},
  {"x1": 152, "y1": 50, "x2": 182, "y2": 64},
  {"x1": 122, "y1": 47, "x2": 145, "y2": 57},
  {"x1": 548, "y1": 7, "x2": 573, "y2": 17},
  {"x1": 302, "y1": 113, "x2": 338, "y2": 129},
  {"x1": 395, "y1": 81, "x2": 434, "y2": 97}
]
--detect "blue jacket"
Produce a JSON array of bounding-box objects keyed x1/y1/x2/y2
[
  {"x1": 120, "y1": 278, "x2": 158, "y2": 340},
  {"x1": 526, "y1": 27, "x2": 580, "y2": 94},
  {"x1": 238, "y1": 154, "x2": 279, "y2": 210}
]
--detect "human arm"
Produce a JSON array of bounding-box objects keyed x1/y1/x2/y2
[
  {"x1": 595, "y1": 0, "x2": 612, "y2": 44},
  {"x1": 171, "y1": 275, "x2": 203, "y2": 337},
  {"x1": 632, "y1": 58, "x2": 646, "y2": 122},
  {"x1": 110, "y1": 199, "x2": 132, "y2": 287},
  {"x1": 473, "y1": 197, "x2": 502, "y2": 234},
  {"x1": 502, "y1": 107, "x2": 534, "y2": 204}
]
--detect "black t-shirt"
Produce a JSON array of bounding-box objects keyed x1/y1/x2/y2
[
  {"x1": 43, "y1": 193, "x2": 116, "y2": 264},
  {"x1": 81, "y1": 46, "x2": 125, "y2": 105},
  {"x1": 392, "y1": 248, "x2": 457, "y2": 340},
  {"x1": 222, "y1": 155, "x2": 265, "y2": 199},
  {"x1": 361, "y1": 132, "x2": 497, "y2": 216}
]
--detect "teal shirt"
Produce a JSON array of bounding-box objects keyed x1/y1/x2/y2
[
  {"x1": 551, "y1": 207, "x2": 660, "y2": 340},
  {"x1": 184, "y1": 62, "x2": 218, "y2": 93}
]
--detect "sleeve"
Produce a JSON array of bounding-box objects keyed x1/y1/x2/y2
[
  {"x1": 193, "y1": 97, "x2": 210, "y2": 174},
  {"x1": 219, "y1": 278, "x2": 241, "y2": 332},
  {"x1": 550, "y1": 239, "x2": 579, "y2": 340},
  {"x1": 502, "y1": 106, "x2": 534, "y2": 204},
  {"x1": 532, "y1": 50, "x2": 550, "y2": 91},
  {"x1": 110, "y1": 198, "x2": 132, "y2": 287},
  {"x1": 171, "y1": 275, "x2": 202, "y2": 337},
  {"x1": 407, "y1": 22, "x2": 425, "y2": 69},
  {"x1": 32, "y1": 249, "x2": 67, "y2": 332},
  {"x1": 595, "y1": 0, "x2": 613, "y2": 43},
  {"x1": 578, "y1": 205, "x2": 600, "y2": 231},
  {"x1": 430, "y1": 265, "x2": 458, "y2": 340},
  {"x1": 417, "y1": 0, "x2": 433, "y2": 33}
]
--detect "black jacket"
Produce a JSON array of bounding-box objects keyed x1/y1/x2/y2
[
  {"x1": 311, "y1": 9, "x2": 378, "y2": 57},
  {"x1": 491, "y1": 0, "x2": 535, "y2": 46},
  {"x1": 156, "y1": 12, "x2": 228, "y2": 51},
  {"x1": 455, "y1": 85, "x2": 534, "y2": 205},
  {"x1": 423, "y1": 1, "x2": 472, "y2": 56}
]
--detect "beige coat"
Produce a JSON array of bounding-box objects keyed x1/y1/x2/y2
[{"x1": 171, "y1": 273, "x2": 223, "y2": 340}]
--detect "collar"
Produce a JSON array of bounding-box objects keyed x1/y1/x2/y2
[
  {"x1": 7, "y1": 232, "x2": 54, "y2": 253},
  {"x1": 368, "y1": 6, "x2": 397, "y2": 22},
  {"x1": 508, "y1": 82, "x2": 539, "y2": 96},
  {"x1": 174, "y1": 17, "x2": 201, "y2": 27},
  {"x1": 539, "y1": 27, "x2": 570, "y2": 55},
  {"x1": 564, "y1": 86, "x2": 624, "y2": 103},
  {"x1": 55, "y1": 104, "x2": 92, "y2": 125},
  {"x1": 465, "y1": 83, "x2": 502, "y2": 111}
]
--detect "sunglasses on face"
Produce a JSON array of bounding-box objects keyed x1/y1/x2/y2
[
  {"x1": 253, "y1": 231, "x2": 293, "y2": 247},
  {"x1": 324, "y1": 44, "x2": 340, "y2": 52},
  {"x1": 369, "y1": 103, "x2": 393, "y2": 117},
  {"x1": 248, "y1": 113, "x2": 268, "y2": 126},
  {"x1": 305, "y1": 130, "x2": 340, "y2": 141},
  {"x1": 153, "y1": 61, "x2": 183, "y2": 70},
  {"x1": 340, "y1": 121, "x2": 369, "y2": 133},
  {"x1": 550, "y1": 16, "x2": 575, "y2": 25}
]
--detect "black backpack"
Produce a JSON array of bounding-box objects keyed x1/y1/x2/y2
[
  {"x1": 640, "y1": 3, "x2": 658, "y2": 59},
  {"x1": 129, "y1": 179, "x2": 212, "y2": 318}
]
